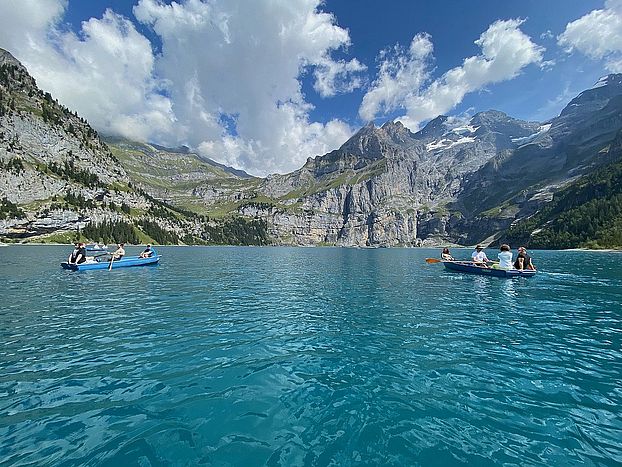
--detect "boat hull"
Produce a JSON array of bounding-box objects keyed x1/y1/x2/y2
[
  {"x1": 443, "y1": 261, "x2": 536, "y2": 278},
  {"x1": 61, "y1": 255, "x2": 161, "y2": 271}
]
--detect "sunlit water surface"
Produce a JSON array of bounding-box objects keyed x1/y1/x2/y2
[{"x1": 0, "y1": 246, "x2": 621, "y2": 466}]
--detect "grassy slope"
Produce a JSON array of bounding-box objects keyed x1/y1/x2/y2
[
  {"x1": 110, "y1": 141, "x2": 262, "y2": 215},
  {"x1": 112, "y1": 140, "x2": 390, "y2": 218}
]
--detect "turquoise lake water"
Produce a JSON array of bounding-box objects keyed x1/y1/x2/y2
[{"x1": 0, "y1": 245, "x2": 621, "y2": 466}]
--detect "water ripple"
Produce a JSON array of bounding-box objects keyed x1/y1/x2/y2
[{"x1": 0, "y1": 246, "x2": 621, "y2": 465}]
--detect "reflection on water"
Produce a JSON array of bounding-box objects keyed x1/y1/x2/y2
[{"x1": 0, "y1": 246, "x2": 621, "y2": 465}]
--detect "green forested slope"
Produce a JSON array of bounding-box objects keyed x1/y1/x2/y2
[{"x1": 504, "y1": 153, "x2": 622, "y2": 249}]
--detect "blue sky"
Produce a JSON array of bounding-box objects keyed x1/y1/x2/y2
[
  {"x1": 0, "y1": 0, "x2": 618, "y2": 174},
  {"x1": 314, "y1": 1, "x2": 603, "y2": 125}
]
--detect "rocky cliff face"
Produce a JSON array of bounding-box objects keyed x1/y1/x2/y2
[
  {"x1": 3, "y1": 44, "x2": 621, "y2": 248},
  {"x1": 104, "y1": 74, "x2": 622, "y2": 247},
  {"x1": 244, "y1": 110, "x2": 544, "y2": 246},
  {"x1": 456, "y1": 74, "x2": 622, "y2": 236},
  {"x1": 0, "y1": 49, "x2": 133, "y2": 238},
  {"x1": 244, "y1": 77, "x2": 622, "y2": 247},
  {"x1": 0, "y1": 48, "x2": 267, "y2": 245}
]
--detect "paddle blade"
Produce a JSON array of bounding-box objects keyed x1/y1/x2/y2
[{"x1": 425, "y1": 258, "x2": 441, "y2": 264}]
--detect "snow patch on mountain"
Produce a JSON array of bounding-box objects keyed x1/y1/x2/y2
[
  {"x1": 592, "y1": 76, "x2": 610, "y2": 89},
  {"x1": 447, "y1": 125, "x2": 480, "y2": 136},
  {"x1": 426, "y1": 136, "x2": 476, "y2": 152},
  {"x1": 511, "y1": 123, "x2": 551, "y2": 146}
]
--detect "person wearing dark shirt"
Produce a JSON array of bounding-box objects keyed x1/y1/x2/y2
[
  {"x1": 68, "y1": 243, "x2": 79, "y2": 264},
  {"x1": 514, "y1": 246, "x2": 536, "y2": 270},
  {"x1": 68, "y1": 242, "x2": 87, "y2": 264},
  {"x1": 139, "y1": 244, "x2": 153, "y2": 258}
]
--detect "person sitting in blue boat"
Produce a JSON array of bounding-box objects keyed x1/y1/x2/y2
[
  {"x1": 492, "y1": 244, "x2": 513, "y2": 270},
  {"x1": 111, "y1": 243, "x2": 125, "y2": 260},
  {"x1": 441, "y1": 247, "x2": 454, "y2": 261},
  {"x1": 139, "y1": 244, "x2": 154, "y2": 258},
  {"x1": 514, "y1": 246, "x2": 536, "y2": 270},
  {"x1": 471, "y1": 245, "x2": 489, "y2": 267},
  {"x1": 68, "y1": 242, "x2": 87, "y2": 265},
  {"x1": 68, "y1": 242, "x2": 79, "y2": 261}
]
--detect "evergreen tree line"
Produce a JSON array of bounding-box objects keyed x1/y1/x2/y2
[
  {"x1": 140, "y1": 220, "x2": 179, "y2": 244},
  {"x1": 201, "y1": 217, "x2": 269, "y2": 245},
  {"x1": 0, "y1": 197, "x2": 24, "y2": 220},
  {"x1": 0, "y1": 64, "x2": 25, "y2": 88},
  {"x1": 41, "y1": 101, "x2": 62, "y2": 126},
  {"x1": 0, "y1": 157, "x2": 24, "y2": 174},
  {"x1": 0, "y1": 64, "x2": 37, "y2": 117},
  {"x1": 82, "y1": 220, "x2": 140, "y2": 245},
  {"x1": 504, "y1": 156, "x2": 622, "y2": 249},
  {"x1": 0, "y1": 88, "x2": 15, "y2": 117},
  {"x1": 64, "y1": 191, "x2": 95, "y2": 209},
  {"x1": 43, "y1": 160, "x2": 103, "y2": 188},
  {"x1": 80, "y1": 216, "x2": 269, "y2": 246}
]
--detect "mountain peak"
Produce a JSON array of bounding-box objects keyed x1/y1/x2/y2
[
  {"x1": 0, "y1": 48, "x2": 27, "y2": 74},
  {"x1": 560, "y1": 73, "x2": 622, "y2": 119},
  {"x1": 381, "y1": 119, "x2": 415, "y2": 142},
  {"x1": 412, "y1": 115, "x2": 448, "y2": 140},
  {"x1": 470, "y1": 110, "x2": 510, "y2": 126},
  {"x1": 591, "y1": 73, "x2": 622, "y2": 89},
  {"x1": 381, "y1": 120, "x2": 403, "y2": 130},
  {"x1": 339, "y1": 123, "x2": 381, "y2": 156}
]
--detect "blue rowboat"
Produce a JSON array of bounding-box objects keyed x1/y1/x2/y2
[
  {"x1": 61, "y1": 253, "x2": 161, "y2": 271},
  {"x1": 443, "y1": 261, "x2": 537, "y2": 278}
]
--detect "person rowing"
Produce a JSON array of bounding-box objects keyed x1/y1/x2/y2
[
  {"x1": 110, "y1": 243, "x2": 125, "y2": 260},
  {"x1": 471, "y1": 245, "x2": 489, "y2": 267}
]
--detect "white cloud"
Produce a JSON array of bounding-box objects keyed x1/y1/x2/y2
[
  {"x1": 133, "y1": 0, "x2": 362, "y2": 175},
  {"x1": 359, "y1": 19, "x2": 544, "y2": 130},
  {"x1": 558, "y1": 0, "x2": 622, "y2": 72},
  {"x1": 313, "y1": 56, "x2": 366, "y2": 97},
  {"x1": 0, "y1": 0, "x2": 66, "y2": 40},
  {"x1": 359, "y1": 33, "x2": 433, "y2": 122},
  {"x1": 0, "y1": 0, "x2": 363, "y2": 175},
  {"x1": 540, "y1": 30, "x2": 554, "y2": 40},
  {"x1": 0, "y1": 1, "x2": 175, "y2": 141}
]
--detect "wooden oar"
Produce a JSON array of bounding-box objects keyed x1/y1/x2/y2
[{"x1": 425, "y1": 258, "x2": 442, "y2": 263}]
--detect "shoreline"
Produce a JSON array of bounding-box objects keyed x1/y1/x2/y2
[{"x1": 2, "y1": 242, "x2": 621, "y2": 252}]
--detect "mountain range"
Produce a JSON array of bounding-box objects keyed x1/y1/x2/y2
[{"x1": 1, "y1": 47, "x2": 621, "y2": 248}]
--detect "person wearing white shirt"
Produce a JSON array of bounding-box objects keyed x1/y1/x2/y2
[
  {"x1": 496, "y1": 244, "x2": 513, "y2": 269},
  {"x1": 471, "y1": 245, "x2": 489, "y2": 266}
]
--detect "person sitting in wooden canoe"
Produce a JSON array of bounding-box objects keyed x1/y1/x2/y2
[
  {"x1": 492, "y1": 244, "x2": 513, "y2": 270},
  {"x1": 111, "y1": 243, "x2": 125, "y2": 260},
  {"x1": 471, "y1": 245, "x2": 489, "y2": 267},
  {"x1": 139, "y1": 244, "x2": 153, "y2": 258},
  {"x1": 514, "y1": 246, "x2": 536, "y2": 270},
  {"x1": 441, "y1": 247, "x2": 454, "y2": 261}
]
